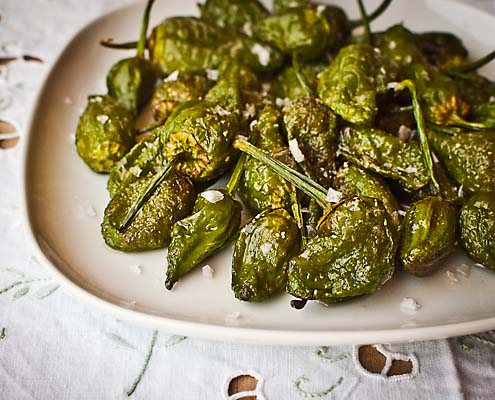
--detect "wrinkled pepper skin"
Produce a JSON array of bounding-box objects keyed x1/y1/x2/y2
[
  {"x1": 273, "y1": 0, "x2": 307, "y2": 12},
  {"x1": 283, "y1": 97, "x2": 338, "y2": 187},
  {"x1": 428, "y1": 129, "x2": 495, "y2": 193},
  {"x1": 460, "y1": 192, "x2": 495, "y2": 271},
  {"x1": 151, "y1": 73, "x2": 213, "y2": 121},
  {"x1": 253, "y1": 7, "x2": 332, "y2": 61},
  {"x1": 454, "y1": 74, "x2": 495, "y2": 108},
  {"x1": 333, "y1": 163, "x2": 400, "y2": 231},
  {"x1": 149, "y1": 17, "x2": 284, "y2": 73},
  {"x1": 101, "y1": 173, "x2": 195, "y2": 252},
  {"x1": 198, "y1": 0, "x2": 268, "y2": 32},
  {"x1": 165, "y1": 190, "x2": 242, "y2": 289},
  {"x1": 271, "y1": 63, "x2": 322, "y2": 100},
  {"x1": 238, "y1": 106, "x2": 293, "y2": 212},
  {"x1": 76, "y1": 95, "x2": 134, "y2": 173},
  {"x1": 217, "y1": 59, "x2": 260, "y2": 92},
  {"x1": 107, "y1": 129, "x2": 162, "y2": 198},
  {"x1": 287, "y1": 196, "x2": 396, "y2": 302},
  {"x1": 318, "y1": 44, "x2": 395, "y2": 127},
  {"x1": 378, "y1": 25, "x2": 426, "y2": 79},
  {"x1": 107, "y1": 57, "x2": 157, "y2": 115},
  {"x1": 416, "y1": 32, "x2": 468, "y2": 69},
  {"x1": 338, "y1": 127, "x2": 430, "y2": 191},
  {"x1": 399, "y1": 196, "x2": 457, "y2": 277},
  {"x1": 411, "y1": 63, "x2": 470, "y2": 126},
  {"x1": 232, "y1": 209, "x2": 300, "y2": 302},
  {"x1": 413, "y1": 160, "x2": 459, "y2": 203}
]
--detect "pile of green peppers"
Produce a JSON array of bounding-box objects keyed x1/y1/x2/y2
[{"x1": 74, "y1": 0, "x2": 495, "y2": 307}]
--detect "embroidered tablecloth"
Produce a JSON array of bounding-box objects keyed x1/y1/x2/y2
[{"x1": 1, "y1": 1, "x2": 495, "y2": 399}]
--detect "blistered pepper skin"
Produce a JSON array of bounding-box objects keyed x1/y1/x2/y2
[
  {"x1": 101, "y1": 173, "x2": 195, "y2": 252},
  {"x1": 428, "y1": 129, "x2": 495, "y2": 194},
  {"x1": 149, "y1": 17, "x2": 284, "y2": 74},
  {"x1": 338, "y1": 127, "x2": 430, "y2": 191},
  {"x1": 333, "y1": 163, "x2": 400, "y2": 231},
  {"x1": 272, "y1": 0, "x2": 307, "y2": 12},
  {"x1": 198, "y1": 0, "x2": 268, "y2": 32},
  {"x1": 460, "y1": 193, "x2": 495, "y2": 271},
  {"x1": 76, "y1": 95, "x2": 134, "y2": 173},
  {"x1": 232, "y1": 209, "x2": 300, "y2": 302},
  {"x1": 399, "y1": 196, "x2": 457, "y2": 277},
  {"x1": 253, "y1": 7, "x2": 332, "y2": 61},
  {"x1": 416, "y1": 31, "x2": 468, "y2": 69},
  {"x1": 287, "y1": 197, "x2": 396, "y2": 302},
  {"x1": 471, "y1": 103, "x2": 495, "y2": 128},
  {"x1": 283, "y1": 97, "x2": 338, "y2": 187},
  {"x1": 318, "y1": 44, "x2": 395, "y2": 127},
  {"x1": 151, "y1": 74, "x2": 213, "y2": 121},
  {"x1": 107, "y1": 57, "x2": 158, "y2": 115},
  {"x1": 165, "y1": 190, "x2": 242, "y2": 289},
  {"x1": 271, "y1": 63, "x2": 322, "y2": 100}
]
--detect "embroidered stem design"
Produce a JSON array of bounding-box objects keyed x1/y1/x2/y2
[
  {"x1": 0, "y1": 327, "x2": 6, "y2": 340},
  {"x1": 293, "y1": 376, "x2": 343, "y2": 398},
  {"x1": 0, "y1": 279, "x2": 50, "y2": 296},
  {"x1": 457, "y1": 334, "x2": 495, "y2": 351},
  {"x1": 126, "y1": 330, "x2": 158, "y2": 397},
  {"x1": 315, "y1": 347, "x2": 350, "y2": 363}
]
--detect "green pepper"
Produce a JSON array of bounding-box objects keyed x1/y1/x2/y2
[
  {"x1": 148, "y1": 17, "x2": 284, "y2": 73},
  {"x1": 198, "y1": 0, "x2": 269, "y2": 33},
  {"x1": 318, "y1": 43, "x2": 396, "y2": 127},
  {"x1": 76, "y1": 95, "x2": 134, "y2": 173},
  {"x1": 338, "y1": 127, "x2": 430, "y2": 191},
  {"x1": 165, "y1": 190, "x2": 242, "y2": 289},
  {"x1": 287, "y1": 196, "x2": 396, "y2": 302},
  {"x1": 272, "y1": 0, "x2": 307, "y2": 12},
  {"x1": 428, "y1": 129, "x2": 495, "y2": 193},
  {"x1": 238, "y1": 106, "x2": 293, "y2": 212},
  {"x1": 283, "y1": 97, "x2": 338, "y2": 187},
  {"x1": 454, "y1": 74, "x2": 495, "y2": 107},
  {"x1": 271, "y1": 63, "x2": 323, "y2": 101},
  {"x1": 150, "y1": 73, "x2": 213, "y2": 122},
  {"x1": 107, "y1": 128, "x2": 162, "y2": 197},
  {"x1": 416, "y1": 31, "x2": 468, "y2": 69},
  {"x1": 333, "y1": 163, "x2": 400, "y2": 230},
  {"x1": 101, "y1": 173, "x2": 195, "y2": 251},
  {"x1": 460, "y1": 192, "x2": 495, "y2": 271},
  {"x1": 106, "y1": 0, "x2": 157, "y2": 114},
  {"x1": 232, "y1": 208, "x2": 301, "y2": 302},
  {"x1": 399, "y1": 196, "x2": 457, "y2": 276}
]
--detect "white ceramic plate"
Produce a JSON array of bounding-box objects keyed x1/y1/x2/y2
[{"x1": 23, "y1": 0, "x2": 495, "y2": 345}]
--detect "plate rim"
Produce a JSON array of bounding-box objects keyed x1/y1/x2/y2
[{"x1": 21, "y1": 0, "x2": 495, "y2": 346}]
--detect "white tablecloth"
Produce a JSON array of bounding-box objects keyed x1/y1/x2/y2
[{"x1": 1, "y1": 1, "x2": 495, "y2": 399}]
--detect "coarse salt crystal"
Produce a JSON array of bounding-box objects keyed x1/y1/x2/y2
[
  {"x1": 206, "y1": 69, "x2": 219, "y2": 81},
  {"x1": 489, "y1": 96, "x2": 495, "y2": 103},
  {"x1": 201, "y1": 190, "x2": 224, "y2": 204},
  {"x1": 289, "y1": 138, "x2": 305, "y2": 163},
  {"x1": 389, "y1": 41, "x2": 397, "y2": 49},
  {"x1": 387, "y1": 82, "x2": 401, "y2": 91},
  {"x1": 244, "y1": 103, "x2": 256, "y2": 118},
  {"x1": 275, "y1": 97, "x2": 291, "y2": 108},
  {"x1": 400, "y1": 297, "x2": 421, "y2": 315},
  {"x1": 251, "y1": 44, "x2": 271, "y2": 66},
  {"x1": 215, "y1": 105, "x2": 230, "y2": 116},
  {"x1": 406, "y1": 167, "x2": 418, "y2": 174},
  {"x1": 84, "y1": 206, "x2": 97, "y2": 218},
  {"x1": 129, "y1": 166, "x2": 142, "y2": 177},
  {"x1": 96, "y1": 115, "x2": 109, "y2": 124},
  {"x1": 446, "y1": 270, "x2": 459, "y2": 284},
  {"x1": 325, "y1": 187, "x2": 343, "y2": 203},
  {"x1": 129, "y1": 264, "x2": 143, "y2": 274},
  {"x1": 398, "y1": 125, "x2": 414, "y2": 141},
  {"x1": 316, "y1": 4, "x2": 326, "y2": 14},
  {"x1": 260, "y1": 243, "x2": 273, "y2": 256},
  {"x1": 432, "y1": 152, "x2": 439, "y2": 163},
  {"x1": 249, "y1": 120, "x2": 258, "y2": 130},
  {"x1": 456, "y1": 264, "x2": 471, "y2": 278},
  {"x1": 242, "y1": 21, "x2": 252, "y2": 36},
  {"x1": 457, "y1": 185, "x2": 464, "y2": 198},
  {"x1": 398, "y1": 210, "x2": 407, "y2": 217},
  {"x1": 164, "y1": 70, "x2": 179, "y2": 82},
  {"x1": 202, "y1": 265, "x2": 214, "y2": 279}
]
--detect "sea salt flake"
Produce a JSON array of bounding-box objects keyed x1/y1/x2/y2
[
  {"x1": 84, "y1": 206, "x2": 97, "y2": 218},
  {"x1": 398, "y1": 210, "x2": 407, "y2": 217},
  {"x1": 215, "y1": 105, "x2": 230, "y2": 116},
  {"x1": 389, "y1": 40, "x2": 397, "y2": 49},
  {"x1": 206, "y1": 69, "x2": 219, "y2": 81},
  {"x1": 96, "y1": 115, "x2": 109, "y2": 124},
  {"x1": 400, "y1": 297, "x2": 421, "y2": 315},
  {"x1": 325, "y1": 187, "x2": 342, "y2": 203},
  {"x1": 289, "y1": 138, "x2": 305, "y2": 163},
  {"x1": 446, "y1": 270, "x2": 459, "y2": 284},
  {"x1": 276, "y1": 97, "x2": 291, "y2": 108},
  {"x1": 201, "y1": 190, "x2": 224, "y2": 204},
  {"x1": 489, "y1": 96, "x2": 495, "y2": 103},
  {"x1": 316, "y1": 4, "x2": 326, "y2": 14},
  {"x1": 398, "y1": 125, "x2": 414, "y2": 141},
  {"x1": 387, "y1": 81, "x2": 401, "y2": 91},
  {"x1": 457, "y1": 185, "x2": 464, "y2": 198},
  {"x1": 406, "y1": 167, "x2": 418, "y2": 174},
  {"x1": 456, "y1": 264, "x2": 471, "y2": 278},
  {"x1": 242, "y1": 21, "x2": 252, "y2": 36},
  {"x1": 249, "y1": 120, "x2": 258, "y2": 130},
  {"x1": 244, "y1": 103, "x2": 256, "y2": 118},
  {"x1": 129, "y1": 166, "x2": 142, "y2": 177},
  {"x1": 432, "y1": 152, "x2": 439, "y2": 163},
  {"x1": 129, "y1": 264, "x2": 143, "y2": 274},
  {"x1": 202, "y1": 265, "x2": 214, "y2": 279},
  {"x1": 164, "y1": 70, "x2": 179, "y2": 82},
  {"x1": 260, "y1": 243, "x2": 273, "y2": 256},
  {"x1": 251, "y1": 44, "x2": 271, "y2": 66}
]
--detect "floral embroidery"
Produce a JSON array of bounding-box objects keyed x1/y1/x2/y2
[
  {"x1": 293, "y1": 376, "x2": 343, "y2": 398},
  {"x1": 0, "y1": 267, "x2": 59, "y2": 300},
  {"x1": 126, "y1": 330, "x2": 158, "y2": 397},
  {"x1": 314, "y1": 347, "x2": 350, "y2": 363},
  {"x1": 456, "y1": 332, "x2": 495, "y2": 351}
]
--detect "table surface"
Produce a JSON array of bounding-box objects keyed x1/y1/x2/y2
[{"x1": 1, "y1": 0, "x2": 495, "y2": 399}]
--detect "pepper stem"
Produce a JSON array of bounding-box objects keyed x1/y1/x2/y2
[
  {"x1": 444, "y1": 49, "x2": 495, "y2": 75},
  {"x1": 233, "y1": 138, "x2": 328, "y2": 208},
  {"x1": 357, "y1": 0, "x2": 372, "y2": 45},
  {"x1": 225, "y1": 130, "x2": 260, "y2": 195},
  {"x1": 292, "y1": 53, "x2": 313, "y2": 97},
  {"x1": 119, "y1": 157, "x2": 178, "y2": 231},
  {"x1": 448, "y1": 114, "x2": 489, "y2": 131},
  {"x1": 392, "y1": 80, "x2": 440, "y2": 195},
  {"x1": 100, "y1": 39, "x2": 138, "y2": 50},
  {"x1": 350, "y1": 0, "x2": 393, "y2": 28},
  {"x1": 137, "y1": 0, "x2": 155, "y2": 58},
  {"x1": 290, "y1": 188, "x2": 307, "y2": 247}
]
